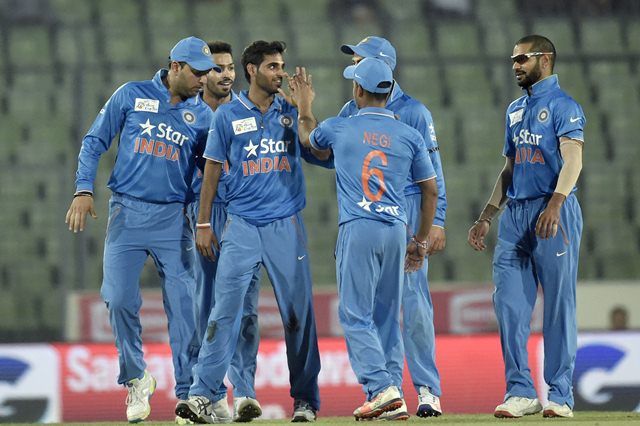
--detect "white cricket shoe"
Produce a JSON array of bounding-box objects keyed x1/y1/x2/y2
[
  {"x1": 233, "y1": 396, "x2": 262, "y2": 422},
  {"x1": 125, "y1": 370, "x2": 156, "y2": 423},
  {"x1": 176, "y1": 396, "x2": 232, "y2": 424},
  {"x1": 494, "y1": 396, "x2": 542, "y2": 418},
  {"x1": 543, "y1": 401, "x2": 574, "y2": 418},
  {"x1": 376, "y1": 398, "x2": 409, "y2": 421},
  {"x1": 353, "y1": 385, "x2": 402, "y2": 420},
  {"x1": 416, "y1": 386, "x2": 442, "y2": 417}
]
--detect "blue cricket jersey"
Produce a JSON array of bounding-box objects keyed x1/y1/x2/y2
[
  {"x1": 503, "y1": 75, "x2": 585, "y2": 200},
  {"x1": 204, "y1": 91, "x2": 327, "y2": 226},
  {"x1": 310, "y1": 107, "x2": 435, "y2": 226},
  {"x1": 75, "y1": 69, "x2": 213, "y2": 203},
  {"x1": 190, "y1": 91, "x2": 237, "y2": 204},
  {"x1": 339, "y1": 82, "x2": 447, "y2": 227}
]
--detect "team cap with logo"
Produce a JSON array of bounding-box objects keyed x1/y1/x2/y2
[
  {"x1": 170, "y1": 36, "x2": 220, "y2": 72},
  {"x1": 343, "y1": 57, "x2": 393, "y2": 94},
  {"x1": 340, "y1": 36, "x2": 397, "y2": 70}
]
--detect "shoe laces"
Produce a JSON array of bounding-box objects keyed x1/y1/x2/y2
[
  {"x1": 125, "y1": 382, "x2": 145, "y2": 406},
  {"x1": 191, "y1": 396, "x2": 212, "y2": 414},
  {"x1": 294, "y1": 399, "x2": 314, "y2": 413}
]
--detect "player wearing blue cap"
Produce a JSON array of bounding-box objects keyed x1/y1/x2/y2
[
  {"x1": 468, "y1": 35, "x2": 585, "y2": 419},
  {"x1": 182, "y1": 41, "x2": 262, "y2": 425},
  {"x1": 65, "y1": 36, "x2": 218, "y2": 423},
  {"x1": 291, "y1": 57, "x2": 438, "y2": 421},
  {"x1": 339, "y1": 36, "x2": 447, "y2": 419},
  {"x1": 176, "y1": 41, "x2": 330, "y2": 424}
]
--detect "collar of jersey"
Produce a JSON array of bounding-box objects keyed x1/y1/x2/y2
[
  {"x1": 152, "y1": 69, "x2": 201, "y2": 107},
  {"x1": 524, "y1": 74, "x2": 559, "y2": 98},
  {"x1": 386, "y1": 79, "x2": 403, "y2": 105},
  {"x1": 237, "y1": 90, "x2": 283, "y2": 114},
  {"x1": 357, "y1": 106, "x2": 395, "y2": 118}
]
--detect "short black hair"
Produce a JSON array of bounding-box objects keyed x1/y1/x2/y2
[
  {"x1": 241, "y1": 40, "x2": 287, "y2": 83},
  {"x1": 208, "y1": 40, "x2": 233, "y2": 56},
  {"x1": 516, "y1": 34, "x2": 556, "y2": 71}
]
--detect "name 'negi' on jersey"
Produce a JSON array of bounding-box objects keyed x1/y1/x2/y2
[
  {"x1": 339, "y1": 81, "x2": 447, "y2": 228},
  {"x1": 75, "y1": 69, "x2": 212, "y2": 203},
  {"x1": 310, "y1": 107, "x2": 436, "y2": 226},
  {"x1": 504, "y1": 74, "x2": 585, "y2": 200}
]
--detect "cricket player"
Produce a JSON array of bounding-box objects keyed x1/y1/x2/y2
[
  {"x1": 65, "y1": 37, "x2": 218, "y2": 423},
  {"x1": 468, "y1": 34, "x2": 585, "y2": 419},
  {"x1": 292, "y1": 57, "x2": 438, "y2": 420},
  {"x1": 176, "y1": 40, "x2": 330, "y2": 424},
  {"x1": 338, "y1": 36, "x2": 447, "y2": 419}
]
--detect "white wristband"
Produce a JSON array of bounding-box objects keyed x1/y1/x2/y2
[{"x1": 196, "y1": 223, "x2": 211, "y2": 229}]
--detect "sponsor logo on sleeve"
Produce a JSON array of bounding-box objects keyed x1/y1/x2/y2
[
  {"x1": 232, "y1": 117, "x2": 258, "y2": 135},
  {"x1": 134, "y1": 98, "x2": 160, "y2": 113},
  {"x1": 509, "y1": 109, "x2": 524, "y2": 127}
]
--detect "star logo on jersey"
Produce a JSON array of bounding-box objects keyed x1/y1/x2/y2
[
  {"x1": 139, "y1": 119, "x2": 156, "y2": 136},
  {"x1": 244, "y1": 140, "x2": 259, "y2": 158},
  {"x1": 357, "y1": 196, "x2": 372, "y2": 212}
]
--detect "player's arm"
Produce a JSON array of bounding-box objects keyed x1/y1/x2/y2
[
  {"x1": 406, "y1": 177, "x2": 438, "y2": 272},
  {"x1": 288, "y1": 67, "x2": 331, "y2": 161},
  {"x1": 65, "y1": 85, "x2": 127, "y2": 232},
  {"x1": 196, "y1": 159, "x2": 222, "y2": 260},
  {"x1": 467, "y1": 156, "x2": 514, "y2": 251},
  {"x1": 535, "y1": 137, "x2": 583, "y2": 239}
]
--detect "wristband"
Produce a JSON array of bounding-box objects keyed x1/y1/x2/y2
[
  {"x1": 411, "y1": 236, "x2": 428, "y2": 250},
  {"x1": 73, "y1": 191, "x2": 93, "y2": 198},
  {"x1": 196, "y1": 223, "x2": 211, "y2": 229},
  {"x1": 474, "y1": 218, "x2": 492, "y2": 226}
]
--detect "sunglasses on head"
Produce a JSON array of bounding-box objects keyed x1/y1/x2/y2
[{"x1": 510, "y1": 52, "x2": 554, "y2": 64}]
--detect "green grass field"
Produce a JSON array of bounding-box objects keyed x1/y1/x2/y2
[{"x1": 3, "y1": 412, "x2": 639, "y2": 425}]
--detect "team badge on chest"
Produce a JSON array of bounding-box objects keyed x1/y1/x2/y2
[{"x1": 537, "y1": 108, "x2": 550, "y2": 124}]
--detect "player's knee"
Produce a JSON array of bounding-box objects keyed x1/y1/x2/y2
[{"x1": 206, "y1": 320, "x2": 217, "y2": 342}]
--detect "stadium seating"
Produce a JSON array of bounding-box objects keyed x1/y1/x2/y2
[{"x1": 1, "y1": 0, "x2": 639, "y2": 341}]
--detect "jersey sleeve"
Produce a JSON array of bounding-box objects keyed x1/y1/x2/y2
[
  {"x1": 203, "y1": 109, "x2": 229, "y2": 163},
  {"x1": 75, "y1": 83, "x2": 130, "y2": 192},
  {"x1": 503, "y1": 107, "x2": 516, "y2": 157},
  {"x1": 411, "y1": 134, "x2": 436, "y2": 183},
  {"x1": 553, "y1": 96, "x2": 586, "y2": 142},
  {"x1": 309, "y1": 118, "x2": 337, "y2": 151},
  {"x1": 406, "y1": 104, "x2": 447, "y2": 227}
]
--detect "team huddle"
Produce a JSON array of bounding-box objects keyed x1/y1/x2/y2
[{"x1": 66, "y1": 32, "x2": 585, "y2": 423}]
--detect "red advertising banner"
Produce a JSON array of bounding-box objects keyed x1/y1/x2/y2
[{"x1": 53, "y1": 335, "x2": 544, "y2": 421}]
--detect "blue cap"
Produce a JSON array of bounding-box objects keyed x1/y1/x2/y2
[
  {"x1": 170, "y1": 37, "x2": 220, "y2": 72},
  {"x1": 340, "y1": 36, "x2": 397, "y2": 70},
  {"x1": 343, "y1": 57, "x2": 393, "y2": 94}
]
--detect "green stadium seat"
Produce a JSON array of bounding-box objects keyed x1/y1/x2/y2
[
  {"x1": 478, "y1": 20, "x2": 525, "y2": 57},
  {"x1": 530, "y1": 18, "x2": 577, "y2": 53},
  {"x1": 390, "y1": 22, "x2": 432, "y2": 61},
  {"x1": 307, "y1": 65, "x2": 346, "y2": 120},
  {"x1": 627, "y1": 19, "x2": 640, "y2": 53},
  {"x1": 461, "y1": 109, "x2": 505, "y2": 165},
  {"x1": 8, "y1": 24, "x2": 53, "y2": 68},
  {"x1": 436, "y1": 20, "x2": 480, "y2": 57},
  {"x1": 589, "y1": 62, "x2": 637, "y2": 112},
  {"x1": 580, "y1": 17, "x2": 624, "y2": 54},
  {"x1": 398, "y1": 64, "x2": 443, "y2": 108},
  {"x1": 51, "y1": 0, "x2": 93, "y2": 24},
  {"x1": 445, "y1": 63, "x2": 494, "y2": 107}
]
